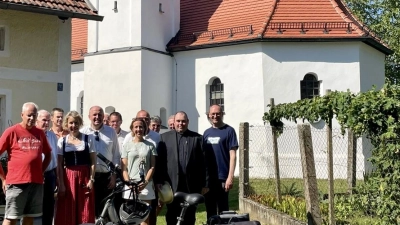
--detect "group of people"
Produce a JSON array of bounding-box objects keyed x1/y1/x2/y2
[{"x1": 0, "y1": 102, "x2": 238, "y2": 225}]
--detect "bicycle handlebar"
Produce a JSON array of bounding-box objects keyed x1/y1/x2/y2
[{"x1": 97, "y1": 153, "x2": 145, "y2": 187}]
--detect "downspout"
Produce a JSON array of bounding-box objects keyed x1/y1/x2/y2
[
  {"x1": 172, "y1": 54, "x2": 178, "y2": 113},
  {"x1": 95, "y1": 0, "x2": 99, "y2": 52}
]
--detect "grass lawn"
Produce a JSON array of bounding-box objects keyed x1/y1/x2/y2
[
  {"x1": 156, "y1": 178, "x2": 240, "y2": 225},
  {"x1": 247, "y1": 178, "x2": 351, "y2": 197}
]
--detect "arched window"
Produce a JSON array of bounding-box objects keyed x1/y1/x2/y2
[
  {"x1": 300, "y1": 74, "x2": 320, "y2": 99},
  {"x1": 210, "y1": 78, "x2": 224, "y2": 112}
]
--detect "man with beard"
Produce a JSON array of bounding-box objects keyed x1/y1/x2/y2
[{"x1": 0, "y1": 102, "x2": 51, "y2": 225}]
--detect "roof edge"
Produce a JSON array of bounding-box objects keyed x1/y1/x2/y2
[
  {"x1": 332, "y1": 0, "x2": 388, "y2": 48},
  {"x1": 257, "y1": 0, "x2": 278, "y2": 37},
  {"x1": 168, "y1": 37, "x2": 393, "y2": 55},
  {"x1": 0, "y1": 2, "x2": 104, "y2": 21}
]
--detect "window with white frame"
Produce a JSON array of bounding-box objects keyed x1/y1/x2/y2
[{"x1": 210, "y1": 78, "x2": 224, "y2": 112}]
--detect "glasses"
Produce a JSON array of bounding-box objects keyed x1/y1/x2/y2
[{"x1": 94, "y1": 131, "x2": 99, "y2": 141}]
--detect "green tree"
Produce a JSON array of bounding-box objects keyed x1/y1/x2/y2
[{"x1": 345, "y1": 0, "x2": 400, "y2": 83}]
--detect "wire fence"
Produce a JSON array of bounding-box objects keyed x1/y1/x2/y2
[{"x1": 244, "y1": 123, "x2": 373, "y2": 198}]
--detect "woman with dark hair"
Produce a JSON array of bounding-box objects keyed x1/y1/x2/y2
[
  {"x1": 121, "y1": 118, "x2": 157, "y2": 225},
  {"x1": 55, "y1": 111, "x2": 96, "y2": 225}
]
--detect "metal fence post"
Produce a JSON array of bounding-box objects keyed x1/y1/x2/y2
[
  {"x1": 298, "y1": 124, "x2": 322, "y2": 225},
  {"x1": 239, "y1": 122, "x2": 249, "y2": 198}
]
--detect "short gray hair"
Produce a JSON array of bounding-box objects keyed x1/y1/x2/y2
[
  {"x1": 150, "y1": 115, "x2": 162, "y2": 124},
  {"x1": 37, "y1": 110, "x2": 50, "y2": 118},
  {"x1": 22, "y1": 102, "x2": 39, "y2": 112}
]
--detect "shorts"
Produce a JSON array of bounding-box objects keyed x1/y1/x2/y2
[
  {"x1": 5, "y1": 183, "x2": 43, "y2": 219},
  {"x1": 123, "y1": 180, "x2": 155, "y2": 201}
]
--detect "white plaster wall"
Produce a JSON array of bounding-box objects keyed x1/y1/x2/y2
[
  {"x1": 142, "y1": 0, "x2": 180, "y2": 51},
  {"x1": 359, "y1": 43, "x2": 385, "y2": 92},
  {"x1": 262, "y1": 42, "x2": 361, "y2": 107},
  {"x1": 173, "y1": 43, "x2": 265, "y2": 135},
  {"x1": 70, "y1": 63, "x2": 84, "y2": 112},
  {"x1": 88, "y1": 0, "x2": 142, "y2": 52},
  {"x1": 141, "y1": 51, "x2": 173, "y2": 121},
  {"x1": 83, "y1": 51, "x2": 142, "y2": 129},
  {"x1": 57, "y1": 19, "x2": 72, "y2": 111}
]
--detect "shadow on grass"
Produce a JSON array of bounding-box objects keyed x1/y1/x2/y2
[{"x1": 158, "y1": 177, "x2": 240, "y2": 216}]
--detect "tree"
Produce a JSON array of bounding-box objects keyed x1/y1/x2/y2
[{"x1": 344, "y1": 0, "x2": 400, "y2": 83}]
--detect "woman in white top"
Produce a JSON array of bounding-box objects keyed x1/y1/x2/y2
[
  {"x1": 121, "y1": 118, "x2": 157, "y2": 225},
  {"x1": 55, "y1": 111, "x2": 97, "y2": 225}
]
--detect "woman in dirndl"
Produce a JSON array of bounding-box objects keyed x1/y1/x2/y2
[
  {"x1": 121, "y1": 118, "x2": 157, "y2": 225},
  {"x1": 55, "y1": 111, "x2": 97, "y2": 225}
]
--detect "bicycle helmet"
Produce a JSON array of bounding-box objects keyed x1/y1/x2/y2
[{"x1": 119, "y1": 200, "x2": 150, "y2": 225}]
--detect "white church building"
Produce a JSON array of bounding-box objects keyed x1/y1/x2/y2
[{"x1": 71, "y1": 0, "x2": 391, "y2": 135}]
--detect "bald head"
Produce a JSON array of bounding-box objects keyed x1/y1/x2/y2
[
  {"x1": 208, "y1": 104, "x2": 224, "y2": 127},
  {"x1": 136, "y1": 110, "x2": 151, "y2": 127},
  {"x1": 88, "y1": 105, "x2": 104, "y2": 129}
]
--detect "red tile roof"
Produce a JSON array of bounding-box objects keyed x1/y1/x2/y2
[
  {"x1": 71, "y1": 18, "x2": 88, "y2": 62},
  {"x1": 0, "y1": 0, "x2": 102, "y2": 21},
  {"x1": 168, "y1": 0, "x2": 391, "y2": 54}
]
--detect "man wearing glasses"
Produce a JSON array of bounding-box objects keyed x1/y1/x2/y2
[
  {"x1": 80, "y1": 106, "x2": 120, "y2": 218},
  {"x1": 122, "y1": 110, "x2": 160, "y2": 225}
]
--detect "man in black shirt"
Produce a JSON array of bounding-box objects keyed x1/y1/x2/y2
[{"x1": 155, "y1": 111, "x2": 209, "y2": 225}]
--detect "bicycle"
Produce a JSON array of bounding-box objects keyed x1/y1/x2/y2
[
  {"x1": 173, "y1": 191, "x2": 205, "y2": 225},
  {"x1": 95, "y1": 153, "x2": 150, "y2": 225}
]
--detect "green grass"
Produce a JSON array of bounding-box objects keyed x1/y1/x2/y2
[
  {"x1": 156, "y1": 178, "x2": 239, "y2": 225},
  {"x1": 247, "y1": 178, "x2": 351, "y2": 197}
]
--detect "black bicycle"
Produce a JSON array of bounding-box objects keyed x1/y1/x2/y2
[{"x1": 95, "y1": 153, "x2": 151, "y2": 225}]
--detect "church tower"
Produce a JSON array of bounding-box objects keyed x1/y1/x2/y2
[{"x1": 84, "y1": 0, "x2": 179, "y2": 128}]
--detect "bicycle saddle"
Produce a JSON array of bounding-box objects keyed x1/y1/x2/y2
[{"x1": 174, "y1": 192, "x2": 205, "y2": 206}]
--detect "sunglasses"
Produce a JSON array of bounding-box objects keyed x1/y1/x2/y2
[{"x1": 94, "y1": 131, "x2": 99, "y2": 141}]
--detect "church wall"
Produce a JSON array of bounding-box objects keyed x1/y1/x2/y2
[
  {"x1": 141, "y1": 50, "x2": 173, "y2": 126},
  {"x1": 83, "y1": 51, "x2": 142, "y2": 129},
  {"x1": 88, "y1": 0, "x2": 142, "y2": 52},
  {"x1": 70, "y1": 63, "x2": 84, "y2": 113},
  {"x1": 141, "y1": 0, "x2": 180, "y2": 52},
  {"x1": 359, "y1": 43, "x2": 385, "y2": 92}
]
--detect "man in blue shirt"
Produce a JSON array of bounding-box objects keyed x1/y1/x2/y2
[{"x1": 203, "y1": 105, "x2": 238, "y2": 219}]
